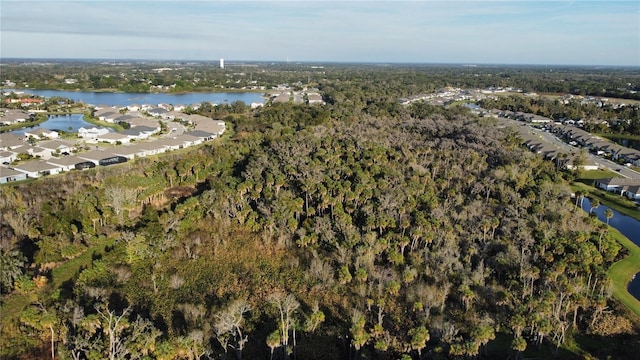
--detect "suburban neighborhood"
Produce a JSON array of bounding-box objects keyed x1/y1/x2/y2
[{"x1": 0, "y1": 103, "x2": 226, "y2": 183}]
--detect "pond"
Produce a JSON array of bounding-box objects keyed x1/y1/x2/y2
[
  {"x1": 11, "y1": 113, "x2": 109, "y2": 135},
  {"x1": 607, "y1": 137, "x2": 640, "y2": 151},
  {"x1": 581, "y1": 197, "x2": 640, "y2": 300},
  {"x1": 7, "y1": 89, "x2": 265, "y2": 107}
]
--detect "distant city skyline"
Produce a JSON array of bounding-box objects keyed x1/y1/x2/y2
[{"x1": 1, "y1": 1, "x2": 638, "y2": 66}]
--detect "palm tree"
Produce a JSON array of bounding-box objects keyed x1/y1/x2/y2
[
  {"x1": 590, "y1": 199, "x2": 600, "y2": 214},
  {"x1": 574, "y1": 190, "x2": 584, "y2": 210},
  {"x1": 604, "y1": 209, "x2": 613, "y2": 225}
]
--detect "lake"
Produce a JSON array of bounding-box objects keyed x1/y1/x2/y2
[
  {"x1": 7, "y1": 90, "x2": 265, "y2": 136},
  {"x1": 8, "y1": 89, "x2": 266, "y2": 107},
  {"x1": 581, "y1": 198, "x2": 640, "y2": 300}
]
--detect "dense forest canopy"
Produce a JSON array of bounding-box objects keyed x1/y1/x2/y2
[{"x1": 1, "y1": 63, "x2": 639, "y2": 359}]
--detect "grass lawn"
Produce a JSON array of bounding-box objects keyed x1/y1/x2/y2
[
  {"x1": 607, "y1": 228, "x2": 640, "y2": 318},
  {"x1": 577, "y1": 169, "x2": 621, "y2": 180},
  {"x1": 83, "y1": 114, "x2": 125, "y2": 132}
]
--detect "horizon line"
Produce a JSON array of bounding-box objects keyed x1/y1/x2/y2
[{"x1": 1, "y1": 57, "x2": 639, "y2": 68}]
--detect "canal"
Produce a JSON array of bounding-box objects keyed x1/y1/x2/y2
[{"x1": 581, "y1": 198, "x2": 640, "y2": 300}]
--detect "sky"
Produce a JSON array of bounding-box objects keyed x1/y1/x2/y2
[{"x1": 1, "y1": 1, "x2": 639, "y2": 66}]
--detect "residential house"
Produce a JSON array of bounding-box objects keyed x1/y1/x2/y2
[
  {"x1": 39, "y1": 140, "x2": 75, "y2": 156},
  {"x1": 163, "y1": 111, "x2": 186, "y2": 121},
  {"x1": 0, "y1": 150, "x2": 17, "y2": 164},
  {"x1": 272, "y1": 93, "x2": 291, "y2": 103},
  {"x1": 186, "y1": 130, "x2": 216, "y2": 141},
  {"x1": 111, "y1": 145, "x2": 145, "y2": 160},
  {"x1": 614, "y1": 148, "x2": 640, "y2": 167},
  {"x1": 11, "y1": 144, "x2": 52, "y2": 159},
  {"x1": 96, "y1": 132, "x2": 130, "y2": 145},
  {"x1": 0, "y1": 167, "x2": 27, "y2": 183},
  {"x1": 147, "y1": 107, "x2": 168, "y2": 117},
  {"x1": 78, "y1": 127, "x2": 110, "y2": 139},
  {"x1": 135, "y1": 141, "x2": 168, "y2": 156},
  {"x1": 27, "y1": 146, "x2": 54, "y2": 159},
  {"x1": 562, "y1": 156, "x2": 599, "y2": 171},
  {"x1": 122, "y1": 125, "x2": 158, "y2": 140},
  {"x1": 114, "y1": 114, "x2": 137, "y2": 124},
  {"x1": 0, "y1": 110, "x2": 30, "y2": 126},
  {"x1": 153, "y1": 138, "x2": 185, "y2": 151},
  {"x1": 529, "y1": 115, "x2": 553, "y2": 124},
  {"x1": 127, "y1": 104, "x2": 141, "y2": 112},
  {"x1": 173, "y1": 134, "x2": 202, "y2": 147},
  {"x1": 307, "y1": 93, "x2": 324, "y2": 104},
  {"x1": 623, "y1": 185, "x2": 640, "y2": 201},
  {"x1": 5, "y1": 97, "x2": 44, "y2": 107},
  {"x1": 594, "y1": 178, "x2": 640, "y2": 194},
  {"x1": 77, "y1": 150, "x2": 122, "y2": 166},
  {"x1": 24, "y1": 128, "x2": 59, "y2": 140},
  {"x1": 95, "y1": 107, "x2": 122, "y2": 123},
  {"x1": 0, "y1": 133, "x2": 25, "y2": 149},
  {"x1": 46, "y1": 156, "x2": 86, "y2": 172},
  {"x1": 12, "y1": 160, "x2": 63, "y2": 178}
]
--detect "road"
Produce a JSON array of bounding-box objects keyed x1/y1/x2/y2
[
  {"x1": 507, "y1": 119, "x2": 640, "y2": 180},
  {"x1": 534, "y1": 126, "x2": 640, "y2": 180}
]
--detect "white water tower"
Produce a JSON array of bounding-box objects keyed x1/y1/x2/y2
[{"x1": 220, "y1": 58, "x2": 224, "y2": 69}]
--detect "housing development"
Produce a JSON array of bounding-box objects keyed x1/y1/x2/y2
[{"x1": 0, "y1": 104, "x2": 225, "y2": 182}]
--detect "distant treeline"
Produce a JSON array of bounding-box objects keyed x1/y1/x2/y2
[{"x1": 1, "y1": 61, "x2": 639, "y2": 100}]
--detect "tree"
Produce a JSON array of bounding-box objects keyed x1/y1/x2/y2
[
  {"x1": 266, "y1": 330, "x2": 281, "y2": 360},
  {"x1": 471, "y1": 323, "x2": 495, "y2": 355},
  {"x1": 574, "y1": 190, "x2": 585, "y2": 210},
  {"x1": 104, "y1": 186, "x2": 138, "y2": 224},
  {"x1": 20, "y1": 304, "x2": 60, "y2": 360},
  {"x1": 96, "y1": 305, "x2": 132, "y2": 360},
  {"x1": 304, "y1": 302, "x2": 325, "y2": 333},
  {"x1": 268, "y1": 292, "x2": 300, "y2": 357},
  {"x1": 604, "y1": 209, "x2": 613, "y2": 225},
  {"x1": 0, "y1": 248, "x2": 25, "y2": 293},
  {"x1": 408, "y1": 325, "x2": 429, "y2": 359},
  {"x1": 350, "y1": 309, "x2": 369, "y2": 359},
  {"x1": 214, "y1": 299, "x2": 251, "y2": 360},
  {"x1": 91, "y1": 304, "x2": 159, "y2": 360},
  {"x1": 511, "y1": 336, "x2": 527, "y2": 360},
  {"x1": 589, "y1": 198, "x2": 600, "y2": 214}
]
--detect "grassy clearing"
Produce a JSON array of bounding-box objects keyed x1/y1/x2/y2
[
  {"x1": 50, "y1": 237, "x2": 114, "y2": 289},
  {"x1": 0, "y1": 237, "x2": 114, "y2": 328}
]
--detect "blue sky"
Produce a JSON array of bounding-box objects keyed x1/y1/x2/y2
[{"x1": 1, "y1": 1, "x2": 638, "y2": 66}]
